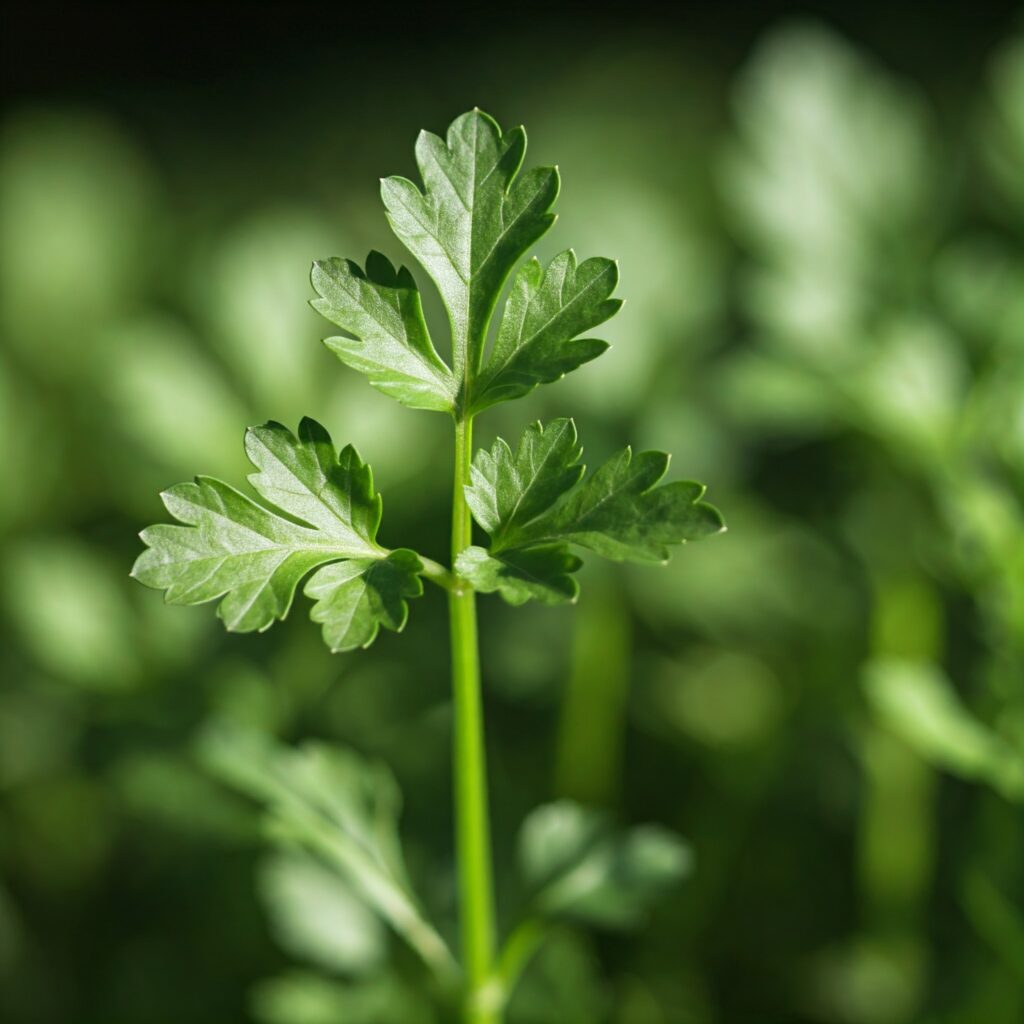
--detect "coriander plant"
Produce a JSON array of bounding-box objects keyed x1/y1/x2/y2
[{"x1": 133, "y1": 109, "x2": 724, "y2": 1023}]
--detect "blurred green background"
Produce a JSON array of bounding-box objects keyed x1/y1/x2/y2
[{"x1": 2, "y1": 3, "x2": 1023, "y2": 1022}]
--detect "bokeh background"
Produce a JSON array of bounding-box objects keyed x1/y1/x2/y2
[{"x1": 2, "y1": 3, "x2": 1023, "y2": 1022}]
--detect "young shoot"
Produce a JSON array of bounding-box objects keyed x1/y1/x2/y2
[{"x1": 133, "y1": 108, "x2": 724, "y2": 1024}]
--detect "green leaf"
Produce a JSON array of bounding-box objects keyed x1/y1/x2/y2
[
  {"x1": 459, "y1": 419, "x2": 724, "y2": 604},
  {"x1": 245, "y1": 419, "x2": 381, "y2": 543},
  {"x1": 310, "y1": 252, "x2": 455, "y2": 412},
  {"x1": 465, "y1": 419, "x2": 584, "y2": 544},
  {"x1": 200, "y1": 728, "x2": 457, "y2": 982},
  {"x1": 470, "y1": 250, "x2": 620, "y2": 412},
  {"x1": 864, "y1": 658, "x2": 1024, "y2": 801},
  {"x1": 529, "y1": 446, "x2": 725, "y2": 562},
  {"x1": 518, "y1": 800, "x2": 693, "y2": 929},
  {"x1": 381, "y1": 109, "x2": 559, "y2": 385},
  {"x1": 306, "y1": 550, "x2": 424, "y2": 652},
  {"x1": 455, "y1": 545, "x2": 581, "y2": 606},
  {"x1": 258, "y1": 851, "x2": 386, "y2": 975},
  {"x1": 132, "y1": 417, "x2": 423, "y2": 648}
]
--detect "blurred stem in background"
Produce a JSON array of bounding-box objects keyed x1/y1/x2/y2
[
  {"x1": 449, "y1": 413, "x2": 499, "y2": 1024},
  {"x1": 857, "y1": 577, "x2": 941, "y2": 1022},
  {"x1": 555, "y1": 573, "x2": 632, "y2": 807}
]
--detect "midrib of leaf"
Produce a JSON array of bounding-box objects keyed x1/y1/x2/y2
[
  {"x1": 564, "y1": 457, "x2": 642, "y2": 524},
  {"x1": 171, "y1": 489, "x2": 382, "y2": 562},
  {"x1": 464, "y1": 121, "x2": 532, "y2": 391},
  {"x1": 389, "y1": 187, "x2": 469, "y2": 284},
  {"x1": 473, "y1": 188, "x2": 543, "y2": 307},
  {"x1": 454, "y1": 114, "x2": 483, "y2": 398},
  {"x1": 262, "y1": 768, "x2": 403, "y2": 897}
]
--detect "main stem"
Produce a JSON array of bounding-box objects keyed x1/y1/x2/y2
[{"x1": 450, "y1": 414, "x2": 499, "y2": 1024}]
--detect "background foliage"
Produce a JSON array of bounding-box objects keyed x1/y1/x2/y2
[{"x1": 1, "y1": 4, "x2": 1022, "y2": 1022}]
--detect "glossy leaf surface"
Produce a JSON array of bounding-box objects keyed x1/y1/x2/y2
[{"x1": 133, "y1": 418, "x2": 422, "y2": 648}]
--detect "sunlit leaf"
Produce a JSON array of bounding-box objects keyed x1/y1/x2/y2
[
  {"x1": 465, "y1": 419, "x2": 584, "y2": 543},
  {"x1": 132, "y1": 418, "x2": 424, "y2": 648},
  {"x1": 381, "y1": 109, "x2": 559, "y2": 383},
  {"x1": 311, "y1": 252, "x2": 455, "y2": 412},
  {"x1": 471, "y1": 250, "x2": 620, "y2": 412},
  {"x1": 459, "y1": 419, "x2": 723, "y2": 604}
]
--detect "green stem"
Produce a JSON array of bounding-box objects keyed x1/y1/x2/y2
[
  {"x1": 450, "y1": 414, "x2": 500, "y2": 1024},
  {"x1": 419, "y1": 555, "x2": 457, "y2": 592}
]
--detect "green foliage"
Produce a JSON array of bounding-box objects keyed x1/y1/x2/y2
[
  {"x1": 129, "y1": 105, "x2": 722, "y2": 1022},
  {"x1": 310, "y1": 252, "x2": 455, "y2": 412},
  {"x1": 6, "y1": 538, "x2": 138, "y2": 687},
  {"x1": 459, "y1": 418, "x2": 723, "y2": 604},
  {"x1": 132, "y1": 418, "x2": 423, "y2": 648},
  {"x1": 518, "y1": 801, "x2": 693, "y2": 929},
  {"x1": 199, "y1": 727, "x2": 456, "y2": 982},
  {"x1": 258, "y1": 852, "x2": 386, "y2": 975},
  {"x1": 864, "y1": 659, "x2": 1024, "y2": 801},
  {"x1": 380, "y1": 109, "x2": 559, "y2": 383},
  {"x1": 136, "y1": 107, "x2": 719, "y2": 631},
  {"x1": 724, "y1": 24, "x2": 933, "y2": 356},
  {"x1": 471, "y1": 251, "x2": 620, "y2": 413}
]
